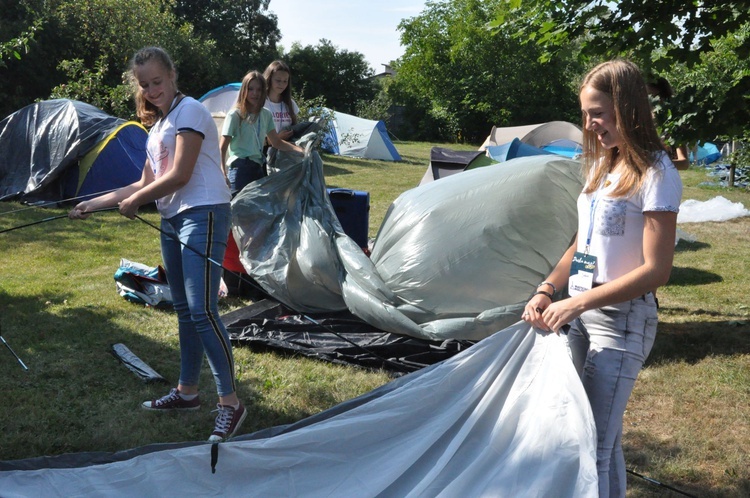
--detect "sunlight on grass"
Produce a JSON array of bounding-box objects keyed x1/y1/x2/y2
[{"x1": 0, "y1": 147, "x2": 748, "y2": 496}]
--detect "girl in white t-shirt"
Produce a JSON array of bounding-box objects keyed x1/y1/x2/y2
[
  {"x1": 69, "y1": 47, "x2": 246, "y2": 443},
  {"x1": 522, "y1": 59, "x2": 682, "y2": 498},
  {"x1": 263, "y1": 60, "x2": 300, "y2": 140}
]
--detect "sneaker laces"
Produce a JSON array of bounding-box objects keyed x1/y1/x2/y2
[
  {"x1": 154, "y1": 388, "x2": 180, "y2": 407},
  {"x1": 212, "y1": 404, "x2": 234, "y2": 435}
]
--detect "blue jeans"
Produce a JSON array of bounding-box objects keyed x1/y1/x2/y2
[
  {"x1": 160, "y1": 204, "x2": 236, "y2": 397},
  {"x1": 228, "y1": 157, "x2": 265, "y2": 196},
  {"x1": 566, "y1": 293, "x2": 658, "y2": 498}
]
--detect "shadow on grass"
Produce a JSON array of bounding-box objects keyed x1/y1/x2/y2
[
  {"x1": 649, "y1": 320, "x2": 750, "y2": 365},
  {"x1": 0, "y1": 290, "x2": 278, "y2": 465},
  {"x1": 675, "y1": 239, "x2": 711, "y2": 252},
  {"x1": 667, "y1": 266, "x2": 723, "y2": 286}
]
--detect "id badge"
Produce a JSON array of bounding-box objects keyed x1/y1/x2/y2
[{"x1": 569, "y1": 252, "x2": 597, "y2": 296}]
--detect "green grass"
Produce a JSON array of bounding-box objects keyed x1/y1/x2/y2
[{"x1": 1, "y1": 142, "x2": 749, "y2": 497}]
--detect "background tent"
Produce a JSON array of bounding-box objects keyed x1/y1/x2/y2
[
  {"x1": 485, "y1": 138, "x2": 555, "y2": 163},
  {"x1": 418, "y1": 147, "x2": 497, "y2": 185},
  {"x1": 0, "y1": 99, "x2": 146, "y2": 203},
  {"x1": 197, "y1": 82, "x2": 241, "y2": 137},
  {"x1": 320, "y1": 109, "x2": 401, "y2": 161},
  {"x1": 481, "y1": 121, "x2": 582, "y2": 150}
]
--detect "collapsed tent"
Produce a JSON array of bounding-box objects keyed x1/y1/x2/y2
[
  {"x1": 320, "y1": 109, "x2": 402, "y2": 161},
  {"x1": 0, "y1": 324, "x2": 598, "y2": 497},
  {"x1": 230, "y1": 144, "x2": 582, "y2": 342},
  {"x1": 0, "y1": 99, "x2": 147, "y2": 203},
  {"x1": 222, "y1": 299, "x2": 474, "y2": 373}
]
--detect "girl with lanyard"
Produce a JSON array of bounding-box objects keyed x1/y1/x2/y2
[
  {"x1": 220, "y1": 70, "x2": 303, "y2": 195},
  {"x1": 263, "y1": 60, "x2": 299, "y2": 141},
  {"x1": 69, "y1": 47, "x2": 246, "y2": 442},
  {"x1": 522, "y1": 60, "x2": 682, "y2": 497}
]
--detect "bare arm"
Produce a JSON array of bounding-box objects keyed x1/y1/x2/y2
[
  {"x1": 524, "y1": 237, "x2": 577, "y2": 329},
  {"x1": 219, "y1": 135, "x2": 231, "y2": 176},
  {"x1": 539, "y1": 210, "x2": 677, "y2": 332},
  {"x1": 266, "y1": 129, "x2": 304, "y2": 154},
  {"x1": 117, "y1": 131, "x2": 203, "y2": 218}
]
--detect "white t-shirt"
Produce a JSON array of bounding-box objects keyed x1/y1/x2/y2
[
  {"x1": 575, "y1": 151, "x2": 683, "y2": 283},
  {"x1": 147, "y1": 96, "x2": 231, "y2": 219},
  {"x1": 264, "y1": 97, "x2": 299, "y2": 133}
]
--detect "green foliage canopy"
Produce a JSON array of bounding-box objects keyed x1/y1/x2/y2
[
  {"x1": 392, "y1": 0, "x2": 581, "y2": 143},
  {"x1": 285, "y1": 39, "x2": 377, "y2": 115},
  {"x1": 494, "y1": 0, "x2": 750, "y2": 144}
]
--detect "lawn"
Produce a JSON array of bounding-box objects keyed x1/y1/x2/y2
[{"x1": 0, "y1": 141, "x2": 748, "y2": 497}]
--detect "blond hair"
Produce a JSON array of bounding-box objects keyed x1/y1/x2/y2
[
  {"x1": 129, "y1": 47, "x2": 177, "y2": 127},
  {"x1": 580, "y1": 60, "x2": 666, "y2": 197},
  {"x1": 236, "y1": 71, "x2": 267, "y2": 119}
]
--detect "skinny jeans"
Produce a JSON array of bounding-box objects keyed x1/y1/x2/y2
[
  {"x1": 566, "y1": 293, "x2": 658, "y2": 498},
  {"x1": 160, "y1": 204, "x2": 236, "y2": 396}
]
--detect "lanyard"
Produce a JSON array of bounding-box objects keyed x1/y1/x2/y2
[
  {"x1": 584, "y1": 176, "x2": 611, "y2": 255},
  {"x1": 584, "y1": 193, "x2": 599, "y2": 256}
]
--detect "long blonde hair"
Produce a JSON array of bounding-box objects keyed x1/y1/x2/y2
[
  {"x1": 263, "y1": 60, "x2": 297, "y2": 125},
  {"x1": 236, "y1": 71, "x2": 266, "y2": 120},
  {"x1": 129, "y1": 47, "x2": 178, "y2": 127},
  {"x1": 580, "y1": 60, "x2": 666, "y2": 197}
]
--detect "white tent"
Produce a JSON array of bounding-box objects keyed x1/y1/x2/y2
[
  {"x1": 198, "y1": 83, "x2": 241, "y2": 137},
  {"x1": 198, "y1": 85, "x2": 401, "y2": 162},
  {"x1": 321, "y1": 109, "x2": 402, "y2": 161},
  {"x1": 481, "y1": 121, "x2": 583, "y2": 150}
]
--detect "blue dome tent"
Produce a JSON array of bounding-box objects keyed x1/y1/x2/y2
[{"x1": 0, "y1": 99, "x2": 146, "y2": 203}]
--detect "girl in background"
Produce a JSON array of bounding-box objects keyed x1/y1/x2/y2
[
  {"x1": 522, "y1": 59, "x2": 682, "y2": 497},
  {"x1": 220, "y1": 70, "x2": 303, "y2": 195},
  {"x1": 69, "y1": 46, "x2": 246, "y2": 443},
  {"x1": 263, "y1": 60, "x2": 299, "y2": 141}
]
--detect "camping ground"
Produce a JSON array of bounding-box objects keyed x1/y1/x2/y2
[{"x1": 0, "y1": 141, "x2": 748, "y2": 497}]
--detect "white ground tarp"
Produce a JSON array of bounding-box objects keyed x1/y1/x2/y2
[
  {"x1": 677, "y1": 196, "x2": 750, "y2": 223},
  {"x1": 0, "y1": 324, "x2": 598, "y2": 497}
]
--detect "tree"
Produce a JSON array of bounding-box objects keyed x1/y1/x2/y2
[
  {"x1": 0, "y1": 0, "x2": 218, "y2": 119},
  {"x1": 285, "y1": 39, "x2": 376, "y2": 115},
  {"x1": 171, "y1": 0, "x2": 280, "y2": 81},
  {"x1": 494, "y1": 1, "x2": 750, "y2": 147},
  {"x1": 393, "y1": 0, "x2": 582, "y2": 143}
]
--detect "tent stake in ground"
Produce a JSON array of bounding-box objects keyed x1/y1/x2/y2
[{"x1": 0, "y1": 323, "x2": 28, "y2": 371}]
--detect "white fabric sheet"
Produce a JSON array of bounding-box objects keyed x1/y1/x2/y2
[{"x1": 0, "y1": 323, "x2": 597, "y2": 497}]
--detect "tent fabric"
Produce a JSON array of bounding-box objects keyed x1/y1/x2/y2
[
  {"x1": 198, "y1": 85, "x2": 401, "y2": 162},
  {"x1": 0, "y1": 323, "x2": 598, "y2": 497},
  {"x1": 320, "y1": 109, "x2": 402, "y2": 161},
  {"x1": 485, "y1": 138, "x2": 554, "y2": 162},
  {"x1": 690, "y1": 142, "x2": 721, "y2": 165},
  {"x1": 0, "y1": 99, "x2": 144, "y2": 203},
  {"x1": 221, "y1": 299, "x2": 475, "y2": 373},
  {"x1": 480, "y1": 121, "x2": 583, "y2": 150},
  {"x1": 197, "y1": 82, "x2": 242, "y2": 137},
  {"x1": 73, "y1": 121, "x2": 148, "y2": 200},
  {"x1": 230, "y1": 144, "x2": 582, "y2": 341},
  {"x1": 418, "y1": 147, "x2": 497, "y2": 185}
]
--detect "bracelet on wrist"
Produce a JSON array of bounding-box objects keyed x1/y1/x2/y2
[
  {"x1": 537, "y1": 281, "x2": 557, "y2": 295},
  {"x1": 533, "y1": 290, "x2": 554, "y2": 300}
]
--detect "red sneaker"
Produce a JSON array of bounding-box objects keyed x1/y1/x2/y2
[
  {"x1": 142, "y1": 388, "x2": 200, "y2": 411},
  {"x1": 208, "y1": 403, "x2": 247, "y2": 442}
]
